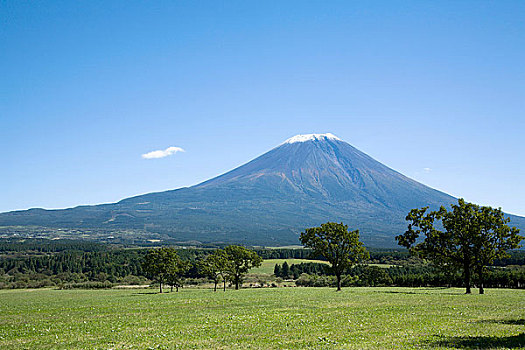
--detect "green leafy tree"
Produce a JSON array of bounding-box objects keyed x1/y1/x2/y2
[
  {"x1": 471, "y1": 204, "x2": 522, "y2": 294},
  {"x1": 166, "y1": 257, "x2": 190, "y2": 292},
  {"x1": 223, "y1": 245, "x2": 262, "y2": 290},
  {"x1": 396, "y1": 198, "x2": 523, "y2": 294},
  {"x1": 142, "y1": 247, "x2": 184, "y2": 293},
  {"x1": 199, "y1": 249, "x2": 232, "y2": 291},
  {"x1": 300, "y1": 222, "x2": 369, "y2": 291}
]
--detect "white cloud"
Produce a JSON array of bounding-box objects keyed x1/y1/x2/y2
[
  {"x1": 142, "y1": 146, "x2": 185, "y2": 159},
  {"x1": 423, "y1": 167, "x2": 432, "y2": 173}
]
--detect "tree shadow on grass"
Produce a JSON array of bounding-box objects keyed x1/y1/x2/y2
[
  {"x1": 426, "y1": 333, "x2": 525, "y2": 349},
  {"x1": 376, "y1": 290, "x2": 418, "y2": 295},
  {"x1": 475, "y1": 319, "x2": 525, "y2": 326},
  {"x1": 501, "y1": 319, "x2": 525, "y2": 326},
  {"x1": 131, "y1": 291, "x2": 158, "y2": 295},
  {"x1": 375, "y1": 288, "x2": 461, "y2": 295}
]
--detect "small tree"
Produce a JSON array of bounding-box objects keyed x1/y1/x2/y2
[
  {"x1": 281, "y1": 261, "x2": 290, "y2": 279},
  {"x1": 300, "y1": 222, "x2": 369, "y2": 291},
  {"x1": 199, "y1": 249, "x2": 232, "y2": 292},
  {"x1": 396, "y1": 198, "x2": 523, "y2": 294},
  {"x1": 142, "y1": 247, "x2": 184, "y2": 293},
  {"x1": 166, "y1": 258, "x2": 190, "y2": 292},
  {"x1": 223, "y1": 245, "x2": 262, "y2": 290},
  {"x1": 273, "y1": 264, "x2": 282, "y2": 278}
]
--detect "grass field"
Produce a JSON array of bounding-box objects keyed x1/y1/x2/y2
[
  {"x1": 251, "y1": 259, "x2": 391, "y2": 275},
  {"x1": 250, "y1": 259, "x2": 329, "y2": 274},
  {"x1": 0, "y1": 287, "x2": 523, "y2": 349}
]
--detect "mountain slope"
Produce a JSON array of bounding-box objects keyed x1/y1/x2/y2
[{"x1": 1, "y1": 133, "x2": 523, "y2": 247}]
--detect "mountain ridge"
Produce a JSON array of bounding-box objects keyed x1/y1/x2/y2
[{"x1": 1, "y1": 134, "x2": 524, "y2": 247}]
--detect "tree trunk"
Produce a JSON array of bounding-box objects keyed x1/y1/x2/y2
[
  {"x1": 214, "y1": 281, "x2": 217, "y2": 292},
  {"x1": 336, "y1": 273, "x2": 342, "y2": 291},
  {"x1": 464, "y1": 263, "x2": 471, "y2": 294},
  {"x1": 159, "y1": 282, "x2": 163, "y2": 294},
  {"x1": 235, "y1": 278, "x2": 239, "y2": 290},
  {"x1": 477, "y1": 267, "x2": 484, "y2": 294},
  {"x1": 170, "y1": 285, "x2": 173, "y2": 292},
  {"x1": 223, "y1": 279, "x2": 226, "y2": 291},
  {"x1": 176, "y1": 286, "x2": 179, "y2": 292}
]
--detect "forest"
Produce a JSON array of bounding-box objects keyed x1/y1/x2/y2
[{"x1": 0, "y1": 238, "x2": 523, "y2": 290}]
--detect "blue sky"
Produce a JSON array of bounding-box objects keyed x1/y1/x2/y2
[{"x1": 1, "y1": 1, "x2": 524, "y2": 216}]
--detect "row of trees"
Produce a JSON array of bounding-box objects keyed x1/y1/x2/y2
[
  {"x1": 0, "y1": 238, "x2": 104, "y2": 253},
  {"x1": 275, "y1": 262, "x2": 525, "y2": 289},
  {"x1": 142, "y1": 198, "x2": 523, "y2": 294},
  {"x1": 142, "y1": 247, "x2": 190, "y2": 293},
  {"x1": 0, "y1": 199, "x2": 521, "y2": 294},
  {"x1": 274, "y1": 262, "x2": 329, "y2": 279},
  {"x1": 0, "y1": 250, "x2": 146, "y2": 278},
  {"x1": 293, "y1": 199, "x2": 522, "y2": 294},
  {"x1": 199, "y1": 245, "x2": 262, "y2": 291},
  {"x1": 396, "y1": 199, "x2": 523, "y2": 294},
  {"x1": 143, "y1": 245, "x2": 262, "y2": 292}
]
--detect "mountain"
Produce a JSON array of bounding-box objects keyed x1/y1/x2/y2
[{"x1": 1, "y1": 133, "x2": 524, "y2": 247}]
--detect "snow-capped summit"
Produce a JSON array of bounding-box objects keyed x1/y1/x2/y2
[
  {"x1": 10, "y1": 129, "x2": 521, "y2": 248},
  {"x1": 284, "y1": 133, "x2": 341, "y2": 144}
]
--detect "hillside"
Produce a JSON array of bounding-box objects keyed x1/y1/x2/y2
[{"x1": 1, "y1": 133, "x2": 523, "y2": 247}]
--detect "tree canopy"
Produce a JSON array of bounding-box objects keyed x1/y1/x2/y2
[
  {"x1": 142, "y1": 247, "x2": 187, "y2": 293},
  {"x1": 223, "y1": 245, "x2": 262, "y2": 290},
  {"x1": 198, "y1": 249, "x2": 232, "y2": 291},
  {"x1": 300, "y1": 222, "x2": 368, "y2": 291},
  {"x1": 165, "y1": 255, "x2": 190, "y2": 292},
  {"x1": 396, "y1": 198, "x2": 523, "y2": 294}
]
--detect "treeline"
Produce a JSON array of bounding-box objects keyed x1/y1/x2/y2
[
  {"x1": 1, "y1": 237, "x2": 524, "y2": 290},
  {"x1": 0, "y1": 250, "x2": 146, "y2": 276},
  {"x1": 0, "y1": 246, "x2": 218, "y2": 289},
  {"x1": 258, "y1": 248, "x2": 525, "y2": 266},
  {"x1": 274, "y1": 262, "x2": 327, "y2": 279},
  {"x1": 0, "y1": 249, "x2": 147, "y2": 289},
  {"x1": 254, "y1": 249, "x2": 313, "y2": 260},
  {"x1": 273, "y1": 262, "x2": 525, "y2": 289},
  {"x1": 2, "y1": 238, "x2": 523, "y2": 263},
  {"x1": 492, "y1": 250, "x2": 525, "y2": 266},
  {"x1": 0, "y1": 239, "x2": 105, "y2": 253},
  {"x1": 255, "y1": 248, "x2": 415, "y2": 264}
]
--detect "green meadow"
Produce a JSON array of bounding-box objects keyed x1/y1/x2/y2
[
  {"x1": 251, "y1": 259, "x2": 393, "y2": 275},
  {"x1": 0, "y1": 287, "x2": 523, "y2": 349},
  {"x1": 250, "y1": 258, "x2": 329, "y2": 274}
]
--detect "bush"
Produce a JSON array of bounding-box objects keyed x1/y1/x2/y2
[
  {"x1": 27, "y1": 279, "x2": 55, "y2": 288},
  {"x1": 117, "y1": 274, "x2": 149, "y2": 285},
  {"x1": 341, "y1": 275, "x2": 359, "y2": 287},
  {"x1": 296, "y1": 274, "x2": 333, "y2": 287}
]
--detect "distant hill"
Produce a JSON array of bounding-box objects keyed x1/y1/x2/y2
[{"x1": 1, "y1": 133, "x2": 524, "y2": 247}]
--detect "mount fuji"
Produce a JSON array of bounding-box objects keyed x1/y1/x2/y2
[{"x1": 1, "y1": 133, "x2": 523, "y2": 247}]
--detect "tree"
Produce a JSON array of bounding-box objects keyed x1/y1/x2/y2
[
  {"x1": 199, "y1": 249, "x2": 232, "y2": 291},
  {"x1": 142, "y1": 247, "x2": 185, "y2": 293},
  {"x1": 223, "y1": 245, "x2": 262, "y2": 290},
  {"x1": 472, "y1": 204, "x2": 522, "y2": 294},
  {"x1": 281, "y1": 261, "x2": 290, "y2": 279},
  {"x1": 273, "y1": 263, "x2": 282, "y2": 278},
  {"x1": 166, "y1": 257, "x2": 190, "y2": 292},
  {"x1": 300, "y1": 222, "x2": 369, "y2": 291},
  {"x1": 396, "y1": 198, "x2": 523, "y2": 294}
]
